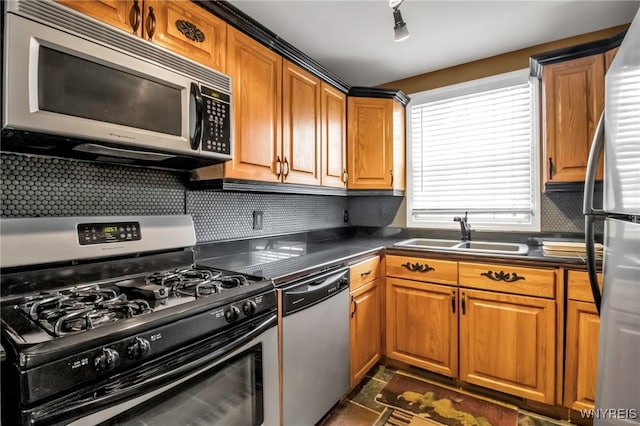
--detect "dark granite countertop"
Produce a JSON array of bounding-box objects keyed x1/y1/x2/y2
[{"x1": 195, "y1": 228, "x2": 595, "y2": 285}]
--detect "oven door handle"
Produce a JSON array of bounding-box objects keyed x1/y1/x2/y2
[{"x1": 30, "y1": 313, "x2": 277, "y2": 426}]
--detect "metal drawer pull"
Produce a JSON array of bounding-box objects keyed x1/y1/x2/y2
[
  {"x1": 401, "y1": 262, "x2": 435, "y2": 273},
  {"x1": 480, "y1": 270, "x2": 525, "y2": 282},
  {"x1": 461, "y1": 292, "x2": 466, "y2": 315},
  {"x1": 360, "y1": 270, "x2": 372, "y2": 277},
  {"x1": 451, "y1": 291, "x2": 456, "y2": 313},
  {"x1": 351, "y1": 296, "x2": 357, "y2": 318}
]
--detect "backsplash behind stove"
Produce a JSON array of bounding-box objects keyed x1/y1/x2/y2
[
  {"x1": 0, "y1": 153, "x2": 348, "y2": 242},
  {"x1": 1, "y1": 152, "x2": 591, "y2": 240}
]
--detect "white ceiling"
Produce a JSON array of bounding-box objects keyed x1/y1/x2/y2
[{"x1": 229, "y1": 0, "x2": 640, "y2": 87}]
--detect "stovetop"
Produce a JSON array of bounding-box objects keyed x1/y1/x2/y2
[
  {"x1": 1, "y1": 265, "x2": 273, "y2": 348},
  {"x1": 8, "y1": 265, "x2": 260, "y2": 339}
]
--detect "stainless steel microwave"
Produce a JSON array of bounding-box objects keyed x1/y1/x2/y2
[{"x1": 2, "y1": 0, "x2": 232, "y2": 170}]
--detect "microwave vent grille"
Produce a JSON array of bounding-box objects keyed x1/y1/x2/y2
[{"x1": 13, "y1": 0, "x2": 231, "y2": 94}]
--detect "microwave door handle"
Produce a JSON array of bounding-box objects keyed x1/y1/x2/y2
[
  {"x1": 583, "y1": 111, "x2": 605, "y2": 216},
  {"x1": 190, "y1": 83, "x2": 203, "y2": 151}
]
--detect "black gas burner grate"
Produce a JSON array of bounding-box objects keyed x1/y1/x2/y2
[{"x1": 19, "y1": 286, "x2": 153, "y2": 337}]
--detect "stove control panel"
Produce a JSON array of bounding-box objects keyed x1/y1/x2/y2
[{"x1": 78, "y1": 221, "x2": 141, "y2": 245}]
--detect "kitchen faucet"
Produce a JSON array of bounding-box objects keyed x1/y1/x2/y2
[{"x1": 454, "y1": 211, "x2": 472, "y2": 241}]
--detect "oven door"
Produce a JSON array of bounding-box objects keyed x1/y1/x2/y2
[
  {"x1": 23, "y1": 312, "x2": 278, "y2": 426},
  {"x1": 4, "y1": 13, "x2": 196, "y2": 157}
]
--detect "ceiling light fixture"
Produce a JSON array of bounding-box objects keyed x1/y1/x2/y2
[{"x1": 390, "y1": 0, "x2": 410, "y2": 42}]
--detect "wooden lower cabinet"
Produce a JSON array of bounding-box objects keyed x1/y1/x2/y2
[
  {"x1": 564, "y1": 300, "x2": 599, "y2": 410},
  {"x1": 458, "y1": 289, "x2": 556, "y2": 404},
  {"x1": 386, "y1": 278, "x2": 458, "y2": 377},
  {"x1": 350, "y1": 278, "x2": 382, "y2": 387}
]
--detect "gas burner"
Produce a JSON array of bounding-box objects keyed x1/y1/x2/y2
[
  {"x1": 171, "y1": 272, "x2": 250, "y2": 298},
  {"x1": 19, "y1": 286, "x2": 153, "y2": 337}
]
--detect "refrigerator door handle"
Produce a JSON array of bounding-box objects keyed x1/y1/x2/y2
[
  {"x1": 583, "y1": 111, "x2": 605, "y2": 315},
  {"x1": 585, "y1": 215, "x2": 602, "y2": 314},
  {"x1": 583, "y1": 111, "x2": 605, "y2": 216}
]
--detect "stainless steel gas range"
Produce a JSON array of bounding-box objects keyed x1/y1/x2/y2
[{"x1": 0, "y1": 215, "x2": 279, "y2": 426}]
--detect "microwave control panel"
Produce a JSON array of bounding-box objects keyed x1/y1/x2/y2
[{"x1": 201, "y1": 85, "x2": 231, "y2": 155}]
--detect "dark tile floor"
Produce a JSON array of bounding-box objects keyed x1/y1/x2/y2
[{"x1": 318, "y1": 364, "x2": 578, "y2": 426}]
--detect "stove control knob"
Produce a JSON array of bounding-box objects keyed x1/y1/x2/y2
[
  {"x1": 224, "y1": 305, "x2": 241, "y2": 322},
  {"x1": 242, "y1": 300, "x2": 257, "y2": 316},
  {"x1": 94, "y1": 348, "x2": 120, "y2": 373},
  {"x1": 127, "y1": 337, "x2": 151, "y2": 360}
]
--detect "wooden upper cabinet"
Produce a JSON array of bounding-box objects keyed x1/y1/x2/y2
[
  {"x1": 605, "y1": 47, "x2": 619, "y2": 72},
  {"x1": 143, "y1": 0, "x2": 226, "y2": 72},
  {"x1": 57, "y1": 0, "x2": 141, "y2": 36},
  {"x1": 543, "y1": 54, "x2": 605, "y2": 184},
  {"x1": 321, "y1": 83, "x2": 347, "y2": 188},
  {"x1": 347, "y1": 97, "x2": 405, "y2": 190},
  {"x1": 224, "y1": 27, "x2": 282, "y2": 182},
  {"x1": 282, "y1": 60, "x2": 321, "y2": 186},
  {"x1": 58, "y1": 1, "x2": 226, "y2": 72},
  {"x1": 458, "y1": 288, "x2": 556, "y2": 404}
]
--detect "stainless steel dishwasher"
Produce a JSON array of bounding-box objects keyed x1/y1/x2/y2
[{"x1": 280, "y1": 266, "x2": 350, "y2": 426}]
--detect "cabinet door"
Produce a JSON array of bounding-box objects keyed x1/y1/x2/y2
[
  {"x1": 350, "y1": 279, "x2": 381, "y2": 387},
  {"x1": 386, "y1": 278, "x2": 458, "y2": 377},
  {"x1": 459, "y1": 289, "x2": 555, "y2": 404},
  {"x1": 57, "y1": 0, "x2": 140, "y2": 36},
  {"x1": 225, "y1": 27, "x2": 282, "y2": 182},
  {"x1": 347, "y1": 97, "x2": 393, "y2": 189},
  {"x1": 605, "y1": 47, "x2": 619, "y2": 72},
  {"x1": 543, "y1": 55, "x2": 604, "y2": 183},
  {"x1": 564, "y1": 300, "x2": 599, "y2": 410},
  {"x1": 282, "y1": 60, "x2": 321, "y2": 185},
  {"x1": 321, "y1": 83, "x2": 347, "y2": 188},
  {"x1": 142, "y1": 0, "x2": 226, "y2": 71}
]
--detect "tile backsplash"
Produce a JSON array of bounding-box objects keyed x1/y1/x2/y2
[
  {"x1": 0, "y1": 153, "x2": 348, "y2": 242},
  {"x1": 1, "y1": 152, "x2": 595, "y2": 241}
]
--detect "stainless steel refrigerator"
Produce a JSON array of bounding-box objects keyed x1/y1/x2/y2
[{"x1": 584, "y1": 9, "x2": 640, "y2": 426}]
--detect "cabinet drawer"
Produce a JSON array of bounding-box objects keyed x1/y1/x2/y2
[
  {"x1": 350, "y1": 256, "x2": 381, "y2": 291},
  {"x1": 459, "y1": 262, "x2": 555, "y2": 298},
  {"x1": 567, "y1": 270, "x2": 602, "y2": 303},
  {"x1": 386, "y1": 255, "x2": 457, "y2": 285}
]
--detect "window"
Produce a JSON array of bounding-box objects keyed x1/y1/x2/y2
[{"x1": 407, "y1": 69, "x2": 540, "y2": 231}]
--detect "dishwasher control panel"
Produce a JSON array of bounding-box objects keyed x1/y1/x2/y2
[{"x1": 281, "y1": 267, "x2": 349, "y2": 316}]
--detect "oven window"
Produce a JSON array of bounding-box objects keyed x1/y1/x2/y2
[
  {"x1": 38, "y1": 46, "x2": 182, "y2": 136},
  {"x1": 103, "y1": 344, "x2": 264, "y2": 426}
]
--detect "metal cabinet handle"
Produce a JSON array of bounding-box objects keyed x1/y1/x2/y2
[
  {"x1": 343, "y1": 169, "x2": 348, "y2": 185},
  {"x1": 480, "y1": 270, "x2": 525, "y2": 283},
  {"x1": 129, "y1": 0, "x2": 141, "y2": 34},
  {"x1": 461, "y1": 292, "x2": 466, "y2": 315},
  {"x1": 283, "y1": 157, "x2": 290, "y2": 179},
  {"x1": 452, "y1": 291, "x2": 456, "y2": 313},
  {"x1": 401, "y1": 262, "x2": 434, "y2": 273},
  {"x1": 146, "y1": 6, "x2": 156, "y2": 40},
  {"x1": 276, "y1": 156, "x2": 282, "y2": 178},
  {"x1": 175, "y1": 19, "x2": 205, "y2": 42},
  {"x1": 360, "y1": 270, "x2": 371, "y2": 277},
  {"x1": 390, "y1": 170, "x2": 394, "y2": 187},
  {"x1": 351, "y1": 296, "x2": 357, "y2": 318},
  {"x1": 548, "y1": 157, "x2": 554, "y2": 180}
]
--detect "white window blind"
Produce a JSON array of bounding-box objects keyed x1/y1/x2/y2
[{"x1": 408, "y1": 71, "x2": 540, "y2": 230}]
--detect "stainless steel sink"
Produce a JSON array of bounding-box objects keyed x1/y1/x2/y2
[
  {"x1": 392, "y1": 238, "x2": 460, "y2": 249},
  {"x1": 454, "y1": 241, "x2": 529, "y2": 255},
  {"x1": 394, "y1": 238, "x2": 529, "y2": 256}
]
